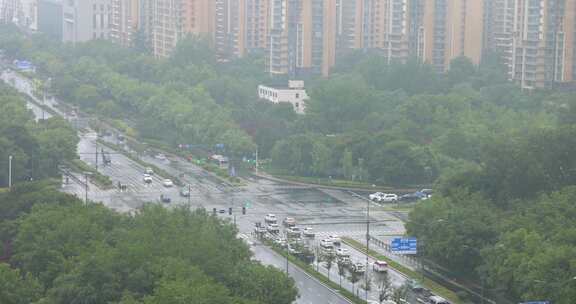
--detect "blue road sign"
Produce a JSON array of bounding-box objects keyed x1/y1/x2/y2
[
  {"x1": 14, "y1": 60, "x2": 34, "y2": 71},
  {"x1": 391, "y1": 237, "x2": 418, "y2": 255}
]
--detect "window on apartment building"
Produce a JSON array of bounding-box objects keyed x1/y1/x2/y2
[{"x1": 295, "y1": 93, "x2": 299, "y2": 98}]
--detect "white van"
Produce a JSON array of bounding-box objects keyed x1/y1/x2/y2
[{"x1": 429, "y1": 295, "x2": 450, "y2": 304}]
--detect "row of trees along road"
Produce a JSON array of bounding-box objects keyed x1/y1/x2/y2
[
  {"x1": 0, "y1": 182, "x2": 298, "y2": 304},
  {"x1": 407, "y1": 111, "x2": 576, "y2": 302},
  {"x1": 0, "y1": 24, "x2": 564, "y2": 186},
  {"x1": 0, "y1": 82, "x2": 78, "y2": 187}
]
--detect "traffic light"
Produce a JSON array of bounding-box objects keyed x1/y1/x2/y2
[
  {"x1": 228, "y1": 207, "x2": 232, "y2": 215},
  {"x1": 212, "y1": 208, "x2": 217, "y2": 215},
  {"x1": 242, "y1": 206, "x2": 246, "y2": 215}
]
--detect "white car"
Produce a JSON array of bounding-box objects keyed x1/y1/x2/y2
[
  {"x1": 335, "y1": 248, "x2": 349, "y2": 257},
  {"x1": 145, "y1": 167, "x2": 154, "y2": 175},
  {"x1": 370, "y1": 192, "x2": 398, "y2": 202},
  {"x1": 155, "y1": 153, "x2": 167, "y2": 160},
  {"x1": 162, "y1": 179, "x2": 174, "y2": 187},
  {"x1": 320, "y1": 239, "x2": 334, "y2": 249},
  {"x1": 265, "y1": 214, "x2": 277, "y2": 224},
  {"x1": 328, "y1": 235, "x2": 341, "y2": 246},
  {"x1": 352, "y1": 262, "x2": 365, "y2": 273},
  {"x1": 143, "y1": 174, "x2": 153, "y2": 183},
  {"x1": 283, "y1": 217, "x2": 296, "y2": 227},
  {"x1": 369, "y1": 192, "x2": 385, "y2": 201},
  {"x1": 287, "y1": 226, "x2": 302, "y2": 237},
  {"x1": 303, "y1": 227, "x2": 315, "y2": 238},
  {"x1": 381, "y1": 193, "x2": 399, "y2": 202},
  {"x1": 267, "y1": 223, "x2": 280, "y2": 233}
]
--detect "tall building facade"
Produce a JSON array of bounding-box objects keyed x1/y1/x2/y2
[
  {"x1": 269, "y1": 0, "x2": 336, "y2": 77},
  {"x1": 486, "y1": 0, "x2": 576, "y2": 89},
  {"x1": 214, "y1": 0, "x2": 269, "y2": 59},
  {"x1": 182, "y1": 0, "x2": 214, "y2": 35},
  {"x1": 61, "y1": 0, "x2": 112, "y2": 43},
  {"x1": 0, "y1": 0, "x2": 37, "y2": 30},
  {"x1": 367, "y1": 0, "x2": 412, "y2": 62},
  {"x1": 335, "y1": 0, "x2": 412, "y2": 64},
  {"x1": 109, "y1": 0, "x2": 140, "y2": 47},
  {"x1": 335, "y1": 0, "x2": 363, "y2": 52},
  {"x1": 412, "y1": 0, "x2": 484, "y2": 72},
  {"x1": 37, "y1": 0, "x2": 63, "y2": 40}
]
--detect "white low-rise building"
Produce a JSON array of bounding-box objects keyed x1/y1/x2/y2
[{"x1": 258, "y1": 80, "x2": 309, "y2": 114}]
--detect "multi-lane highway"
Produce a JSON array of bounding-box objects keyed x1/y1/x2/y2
[{"x1": 2, "y1": 67, "x2": 421, "y2": 304}]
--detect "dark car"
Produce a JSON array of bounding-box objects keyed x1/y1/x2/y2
[
  {"x1": 399, "y1": 193, "x2": 421, "y2": 202},
  {"x1": 160, "y1": 194, "x2": 171, "y2": 203},
  {"x1": 179, "y1": 188, "x2": 190, "y2": 197},
  {"x1": 400, "y1": 191, "x2": 429, "y2": 202}
]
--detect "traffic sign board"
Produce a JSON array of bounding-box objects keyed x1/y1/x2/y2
[{"x1": 391, "y1": 237, "x2": 418, "y2": 255}]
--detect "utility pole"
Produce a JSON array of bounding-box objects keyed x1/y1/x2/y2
[
  {"x1": 255, "y1": 148, "x2": 259, "y2": 174},
  {"x1": 187, "y1": 184, "x2": 191, "y2": 207},
  {"x1": 84, "y1": 172, "x2": 92, "y2": 204},
  {"x1": 8, "y1": 155, "x2": 13, "y2": 190},
  {"x1": 365, "y1": 196, "x2": 370, "y2": 301},
  {"x1": 95, "y1": 144, "x2": 99, "y2": 171},
  {"x1": 286, "y1": 234, "x2": 290, "y2": 275}
]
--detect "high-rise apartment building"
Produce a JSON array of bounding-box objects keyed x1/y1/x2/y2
[
  {"x1": 215, "y1": 0, "x2": 269, "y2": 59},
  {"x1": 369, "y1": 0, "x2": 411, "y2": 62},
  {"x1": 182, "y1": 0, "x2": 214, "y2": 35},
  {"x1": 1, "y1": 0, "x2": 37, "y2": 30},
  {"x1": 335, "y1": 0, "x2": 363, "y2": 52},
  {"x1": 486, "y1": 0, "x2": 576, "y2": 89},
  {"x1": 38, "y1": 0, "x2": 63, "y2": 40},
  {"x1": 61, "y1": 0, "x2": 112, "y2": 43},
  {"x1": 140, "y1": 0, "x2": 186, "y2": 57},
  {"x1": 109, "y1": 0, "x2": 140, "y2": 47},
  {"x1": 269, "y1": 0, "x2": 336, "y2": 77},
  {"x1": 412, "y1": 0, "x2": 484, "y2": 72}
]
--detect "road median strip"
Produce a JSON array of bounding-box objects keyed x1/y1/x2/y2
[
  {"x1": 96, "y1": 139, "x2": 183, "y2": 187},
  {"x1": 263, "y1": 240, "x2": 365, "y2": 304},
  {"x1": 67, "y1": 159, "x2": 113, "y2": 189},
  {"x1": 343, "y1": 237, "x2": 461, "y2": 304}
]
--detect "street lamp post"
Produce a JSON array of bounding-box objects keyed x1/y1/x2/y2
[
  {"x1": 8, "y1": 155, "x2": 13, "y2": 190},
  {"x1": 84, "y1": 172, "x2": 92, "y2": 204}
]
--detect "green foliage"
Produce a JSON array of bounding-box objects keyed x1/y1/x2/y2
[
  {"x1": 408, "y1": 124, "x2": 576, "y2": 302},
  {"x1": 2, "y1": 185, "x2": 297, "y2": 304},
  {"x1": 0, "y1": 83, "x2": 78, "y2": 186},
  {"x1": 0, "y1": 263, "x2": 43, "y2": 304}
]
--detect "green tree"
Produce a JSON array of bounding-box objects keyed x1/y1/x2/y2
[{"x1": 0, "y1": 264, "x2": 42, "y2": 304}]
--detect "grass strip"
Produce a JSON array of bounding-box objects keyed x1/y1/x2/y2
[
  {"x1": 343, "y1": 237, "x2": 461, "y2": 304},
  {"x1": 68, "y1": 159, "x2": 113, "y2": 189},
  {"x1": 264, "y1": 241, "x2": 366, "y2": 304},
  {"x1": 96, "y1": 139, "x2": 183, "y2": 187}
]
